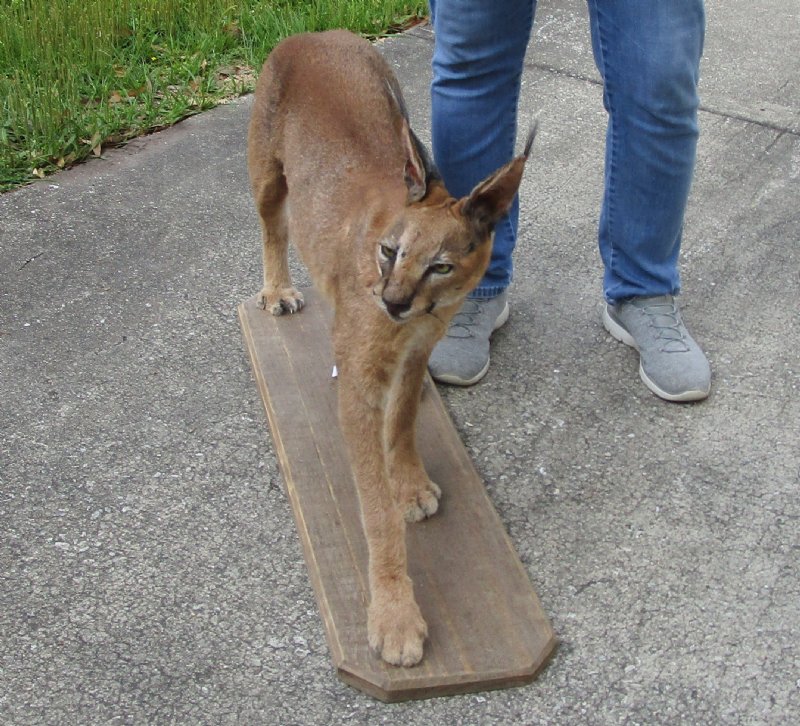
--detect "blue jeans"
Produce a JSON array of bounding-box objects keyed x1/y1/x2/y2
[{"x1": 429, "y1": 0, "x2": 705, "y2": 302}]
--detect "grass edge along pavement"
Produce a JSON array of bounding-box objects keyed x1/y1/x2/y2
[{"x1": 0, "y1": 0, "x2": 427, "y2": 192}]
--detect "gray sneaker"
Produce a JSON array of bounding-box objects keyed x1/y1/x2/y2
[
  {"x1": 428, "y1": 291, "x2": 510, "y2": 386},
  {"x1": 602, "y1": 295, "x2": 711, "y2": 402}
]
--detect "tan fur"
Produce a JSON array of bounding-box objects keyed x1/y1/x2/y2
[{"x1": 248, "y1": 30, "x2": 534, "y2": 667}]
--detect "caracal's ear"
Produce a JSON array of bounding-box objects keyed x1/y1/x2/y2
[
  {"x1": 460, "y1": 124, "x2": 537, "y2": 232},
  {"x1": 385, "y1": 79, "x2": 436, "y2": 203},
  {"x1": 400, "y1": 119, "x2": 428, "y2": 203}
]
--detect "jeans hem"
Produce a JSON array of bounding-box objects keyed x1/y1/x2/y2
[{"x1": 470, "y1": 285, "x2": 508, "y2": 300}]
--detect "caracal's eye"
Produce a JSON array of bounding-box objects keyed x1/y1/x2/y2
[
  {"x1": 379, "y1": 243, "x2": 397, "y2": 260},
  {"x1": 431, "y1": 262, "x2": 454, "y2": 275}
]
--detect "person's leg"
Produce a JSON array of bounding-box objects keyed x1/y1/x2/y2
[
  {"x1": 588, "y1": 0, "x2": 705, "y2": 300},
  {"x1": 588, "y1": 0, "x2": 711, "y2": 401},
  {"x1": 430, "y1": 0, "x2": 534, "y2": 296},
  {"x1": 428, "y1": 0, "x2": 535, "y2": 385}
]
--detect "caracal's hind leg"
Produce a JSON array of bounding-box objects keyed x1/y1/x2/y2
[
  {"x1": 253, "y1": 167, "x2": 304, "y2": 315},
  {"x1": 385, "y1": 348, "x2": 441, "y2": 523}
]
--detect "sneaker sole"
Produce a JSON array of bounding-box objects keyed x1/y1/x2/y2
[
  {"x1": 431, "y1": 301, "x2": 510, "y2": 387},
  {"x1": 602, "y1": 304, "x2": 709, "y2": 403}
]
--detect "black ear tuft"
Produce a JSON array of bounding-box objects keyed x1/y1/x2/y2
[{"x1": 522, "y1": 122, "x2": 538, "y2": 158}]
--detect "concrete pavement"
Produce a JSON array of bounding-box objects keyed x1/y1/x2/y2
[{"x1": 2, "y1": 1, "x2": 798, "y2": 723}]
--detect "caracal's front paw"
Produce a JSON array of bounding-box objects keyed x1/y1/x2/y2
[
  {"x1": 402, "y1": 477, "x2": 442, "y2": 523},
  {"x1": 259, "y1": 286, "x2": 305, "y2": 316},
  {"x1": 368, "y1": 594, "x2": 428, "y2": 667}
]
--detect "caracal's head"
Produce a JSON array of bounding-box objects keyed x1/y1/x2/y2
[
  {"x1": 373, "y1": 195, "x2": 493, "y2": 322},
  {"x1": 373, "y1": 121, "x2": 537, "y2": 324}
]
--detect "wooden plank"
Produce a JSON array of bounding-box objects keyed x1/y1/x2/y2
[{"x1": 239, "y1": 288, "x2": 557, "y2": 701}]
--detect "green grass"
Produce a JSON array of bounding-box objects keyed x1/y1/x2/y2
[{"x1": 0, "y1": 0, "x2": 427, "y2": 191}]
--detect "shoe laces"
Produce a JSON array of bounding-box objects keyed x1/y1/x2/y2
[
  {"x1": 640, "y1": 299, "x2": 691, "y2": 353},
  {"x1": 445, "y1": 299, "x2": 482, "y2": 339}
]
